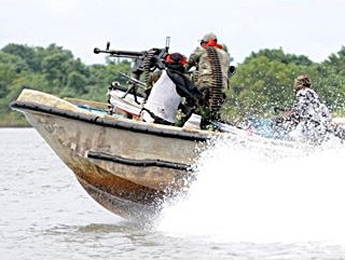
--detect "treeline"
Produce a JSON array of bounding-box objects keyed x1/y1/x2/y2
[
  {"x1": 224, "y1": 47, "x2": 345, "y2": 122},
  {"x1": 0, "y1": 43, "x2": 345, "y2": 126},
  {"x1": 0, "y1": 44, "x2": 130, "y2": 126}
]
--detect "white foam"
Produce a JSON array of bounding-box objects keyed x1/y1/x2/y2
[{"x1": 156, "y1": 137, "x2": 345, "y2": 243}]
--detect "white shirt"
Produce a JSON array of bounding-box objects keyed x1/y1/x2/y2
[{"x1": 143, "y1": 70, "x2": 181, "y2": 123}]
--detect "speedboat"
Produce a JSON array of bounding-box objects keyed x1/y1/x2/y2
[
  {"x1": 10, "y1": 89, "x2": 321, "y2": 221},
  {"x1": 11, "y1": 89, "x2": 215, "y2": 220}
]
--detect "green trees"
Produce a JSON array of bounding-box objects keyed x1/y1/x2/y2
[
  {"x1": 247, "y1": 48, "x2": 313, "y2": 66},
  {"x1": 0, "y1": 43, "x2": 345, "y2": 126},
  {"x1": 224, "y1": 47, "x2": 345, "y2": 121},
  {"x1": 0, "y1": 43, "x2": 131, "y2": 126}
]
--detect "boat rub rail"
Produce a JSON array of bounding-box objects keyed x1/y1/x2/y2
[
  {"x1": 88, "y1": 151, "x2": 191, "y2": 171},
  {"x1": 10, "y1": 100, "x2": 211, "y2": 142}
]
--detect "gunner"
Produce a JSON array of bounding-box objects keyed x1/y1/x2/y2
[
  {"x1": 187, "y1": 32, "x2": 232, "y2": 129},
  {"x1": 140, "y1": 53, "x2": 203, "y2": 126}
]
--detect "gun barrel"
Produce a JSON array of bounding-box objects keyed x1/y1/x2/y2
[{"x1": 94, "y1": 47, "x2": 144, "y2": 58}]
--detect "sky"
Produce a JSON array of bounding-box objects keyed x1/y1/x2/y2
[{"x1": 1, "y1": 0, "x2": 345, "y2": 65}]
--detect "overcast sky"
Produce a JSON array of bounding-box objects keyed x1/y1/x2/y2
[{"x1": 1, "y1": 0, "x2": 345, "y2": 65}]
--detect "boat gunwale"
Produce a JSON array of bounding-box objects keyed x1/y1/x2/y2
[{"x1": 10, "y1": 100, "x2": 211, "y2": 142}]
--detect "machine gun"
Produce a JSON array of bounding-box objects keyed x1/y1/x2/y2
[{"x1": 94, "y1": 37, "x2": 170, "y2": 103}]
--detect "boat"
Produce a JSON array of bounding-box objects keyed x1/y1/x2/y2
[
  {"x1": 10, "y1": 89, "x2": 217, "y2": 220},
  {"x1": 12, "y1": 88, "x2": 309, "y2": 221}
]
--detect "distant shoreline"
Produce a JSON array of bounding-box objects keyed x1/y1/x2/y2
[
  {"x1": 2, "y1": 117, "x2": 345, "y2": 128},
  {"x1": 0, "y1": 125, "x2": 31, "y2": 128}
]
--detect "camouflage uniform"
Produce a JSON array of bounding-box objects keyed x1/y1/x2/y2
[
  {"x1": 188, "y1": 46, "x2": 230, "y2": 93},
  {"x1": 188, "y1": 33, "x2": 231, "y2": 130},
  {"x1": 291, "y1": 87, "x2": 331, "y2": 144},
  {"x1": 278, "y1": 75, "x2": 331, "y2": 144}
]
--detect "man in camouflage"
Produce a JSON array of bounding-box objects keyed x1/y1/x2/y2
[
  {"x1": 276, "y1": 75, "x2": 331, "y2": 144},
  {"x1": 187, "y1": 33, "x2": 231, "y2": 130}
]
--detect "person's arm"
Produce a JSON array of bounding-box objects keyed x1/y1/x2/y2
[
  {"x1": 278, "y1": 89, "x2": 312, "y2": 126},
  {"x1": 166, "y1": 70, "x2": 203, "y2": 106},
  {"x1": 144, "y1": 70, "x2": 162, "y2": 99},
  {"x1": 186, "y1": 47, "x2": 203, "y2": 71},
  {"x1": 274, "y1": 91, "x2": 307, "y2": 126}
]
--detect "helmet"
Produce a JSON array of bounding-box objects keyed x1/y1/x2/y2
[
  {"x1": 165, "y1": 53, "x2": 187, "y2": 65},
  {"x1": 201, "y1": 32, "x2": 218, "y2": 43},
  {"x1": 294, "y1": 75, "x2": 311, "y2": 90}
]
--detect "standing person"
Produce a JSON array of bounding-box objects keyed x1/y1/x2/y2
[
  {"x1": 187, "y1": 32, "x2": 232, "y2": 130},
  {"x1": 276, "y1": 75, "x2": 331, "y2": 144},
  {"x1": 140, "y1": 53, "x2": 202, "y2": 126}
]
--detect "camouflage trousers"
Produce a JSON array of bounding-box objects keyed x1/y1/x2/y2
[{"x1": 197, "y1": 88, "x2": 226, "y2": 131}]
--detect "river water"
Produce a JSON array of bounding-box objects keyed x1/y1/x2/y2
[{"x1": 1, "y1": 128, "x2": 345, "y2": 259}]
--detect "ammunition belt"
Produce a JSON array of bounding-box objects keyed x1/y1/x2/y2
[
  {"x1": 142, "y1": 49, "x2": 157, "y2": 83},
  {"x1": 206, "y1": 46, "x2": 224, "y2": 117}
]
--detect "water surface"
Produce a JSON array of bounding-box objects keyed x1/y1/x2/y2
[{"x1": 1, "y1": 128, "x2": 345, "y2": 259}]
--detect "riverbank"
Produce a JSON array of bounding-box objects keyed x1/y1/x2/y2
[
  {"x1": 3, "y1": 115, "x2": 345, "y2": 128},
  {"x1": 0, "y1": 112, "x2": 30, "y2": 127}
]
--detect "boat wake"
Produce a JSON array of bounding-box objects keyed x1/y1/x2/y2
[{"x1": 156, "y1": 136, "x2": 345, "y2": 243}]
